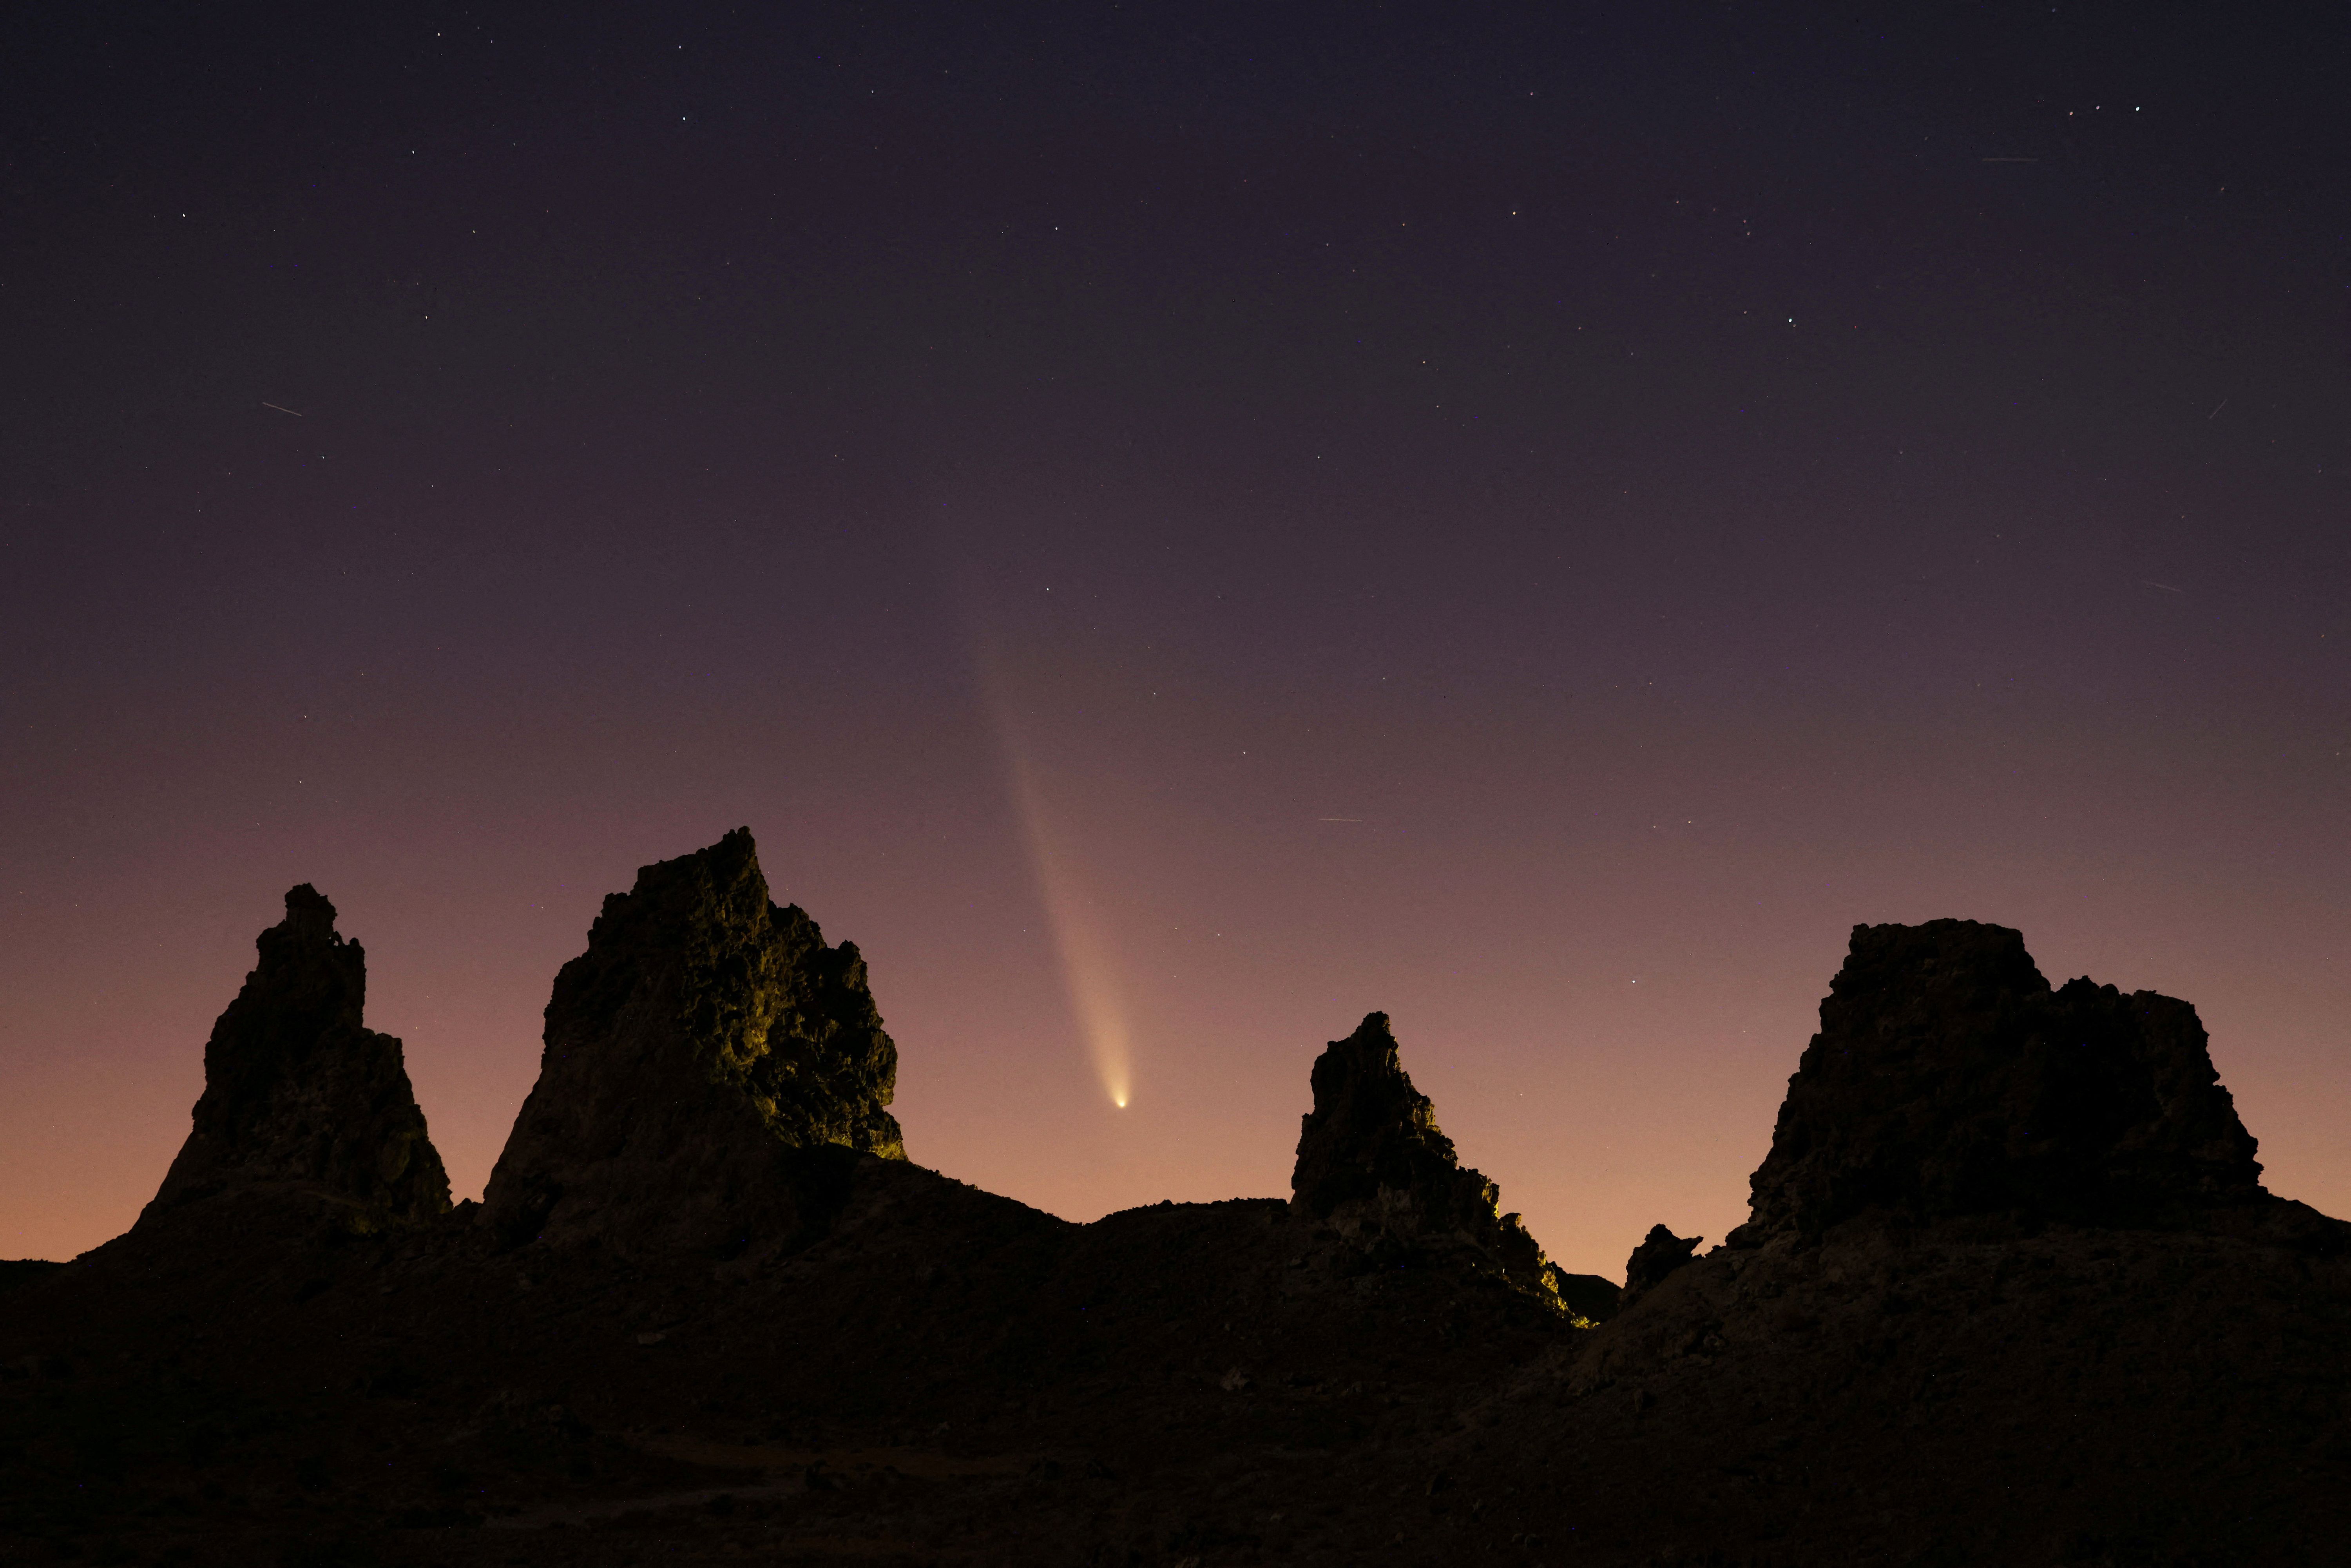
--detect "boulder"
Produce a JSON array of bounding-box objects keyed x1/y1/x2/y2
[
  {"x1": 480, "y1": 829, "x2": 906, "y2": 1260},
  {"x1": 1291, "y1": 1011, "x2": 1565, "y2": 1307},
  {"x1": 1731, "y1": 919, "x2": 2265, "y2": 1244},
  {"x1": 139, "y1": 886, "x2": 450, "y2": 1234}
]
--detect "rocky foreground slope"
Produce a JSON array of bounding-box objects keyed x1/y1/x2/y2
[
  {"x1": 2, "y1": 849, "x2": 2346, "y2": 1566},
  {"x1": 1479, "y1": 919, "x2": 2351, "y2": 1564}
]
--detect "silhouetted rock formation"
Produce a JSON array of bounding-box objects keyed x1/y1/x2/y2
[
  {"x1": 1544, "y1": 920, "x2": 2351, "y2": 1562},
  {"x1": 481, "y1": 829, "x2": 907, "y2": 1260},
  {"x1": 1291, "y1": 1011, "x2": 1565, "y2": 1307},
  {"x1": 138, "y1": 886, "x2": 450, "y2": 1235},
  {"x1": 1728, "y1": 919, "x2": 2269, "y2": 1245},
  {"x1": 1620, "y1": 1223, "x2": 1700, "y2": 1308},
  {"x1": 11, "y1": 890, "x2": 2351, "y2": 1566}
]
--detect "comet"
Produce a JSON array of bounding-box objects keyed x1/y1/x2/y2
[
  {"x1": 966, "y1": 634, "x2": 1137, "y2": 1112},
  {"x1": 1000, "y1": 751, "x2": 1136, "y2": 1112}
]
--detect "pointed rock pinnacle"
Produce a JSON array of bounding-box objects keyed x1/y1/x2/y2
[
  {"x1": 481, "y1": 829, "x2": 907, "y2": 1260},
  {"x1": 141, "y1": 885, "x2": 451, "y2": 1235},
  {"x1": 1291, "y1": 1011, "x2": 1565, "y2": 1309}
]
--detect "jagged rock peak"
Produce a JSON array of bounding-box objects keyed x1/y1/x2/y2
[
  {"x1": 1291, "y1": 1012, "x2": 1565, "y2": 1309},
  {"x1": 140, "y1": 885, "x2": 451, "y2": 1234},
  {"x1": 480, "y1": 829, "x2": 906, "y2": 1260},
  {"x1": 1731, "y1": 919, "x2": 2264, "y2": 1245},
  {"x1": 1621, "y1": 1224, "x2": 1701, "y2": 1309}
]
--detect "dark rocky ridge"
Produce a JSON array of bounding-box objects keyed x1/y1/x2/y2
[
  {"x1": 1291, "y1": 1011, "x2": 1602, "y2": 1316},
  {"x1": 6, "y1": 894, "x2": 2347, "y2": 1564},
  {"x1": 480, "y1": 829, "x2": 906, "y2": 1261},
  {"x1": 137, "y1": 885, "x2": 449, "y2": 1235},
  {"x1": 1728, "y1": 918, "x2": 2275, "y2": 1245},
  {"x1": 0, "y1": 1259, "x2": 64, "y2": 1295}
]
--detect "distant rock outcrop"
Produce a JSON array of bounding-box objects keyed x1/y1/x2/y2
[
  {"x1": 1620, "y1": 1223, "x2": 1700, "y2": 1308},
  {"x1": 1730, "y1": 919, "x2": 2267, "y2": 1245},
  {"x1": 1291, "y1": 1012, "x2": 1569, "y2": 1309},
  {"x1": 139, "y1": 886, "x2": 450, "y2": 1235},
  {"x1": 480, "y1": 829, "x2": 907, "y2": 1261}
]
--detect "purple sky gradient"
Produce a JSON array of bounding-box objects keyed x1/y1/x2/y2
[{"x1": 5, "y1": 4, "x2": 2345, "y2": 1274}]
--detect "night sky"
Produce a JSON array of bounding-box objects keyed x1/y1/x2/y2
[{"x1": 5, "y1": 4, "x2": 2346, "y2": 1275}]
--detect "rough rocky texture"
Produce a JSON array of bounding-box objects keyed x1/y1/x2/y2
[
  {"x1": 136, "y1": 885, "x2": 449, "y2": 1235},
  {"x1": 481, "y1": 829, "x2": 906, "y2": 1261},
  {"x1": 1290, "y1": 1011, "x2": 1568, "y2": 1309},
  {"x1": 7, "y1": 904, "x2": 2350, "y2": 1565},
  {"x1": 1620, "y1": 1222, "x2": 1700, "y2": 1308},
  {"x1": 1730, "y1": 918, "x2": 2268, "y2": 1245}
]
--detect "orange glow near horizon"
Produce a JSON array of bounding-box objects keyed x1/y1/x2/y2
[{"x1": 8, "y1": 17, "x2": 2351, "y2": 1278}]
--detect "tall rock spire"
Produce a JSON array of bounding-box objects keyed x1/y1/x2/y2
[
  {"x1": 140, "y1": 885, "x2": 451, "y2": 1234},
  {"x1": 1291, "y1": 1011, "x2": 1566, "y2": 1309},
  {"x1": 481, "y1": 829, "x2": 906, "y2": 1260}
]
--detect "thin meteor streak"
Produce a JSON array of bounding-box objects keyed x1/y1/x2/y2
[{"x1": 261, "y1": 402, "x2": 304, "y2": 417}]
